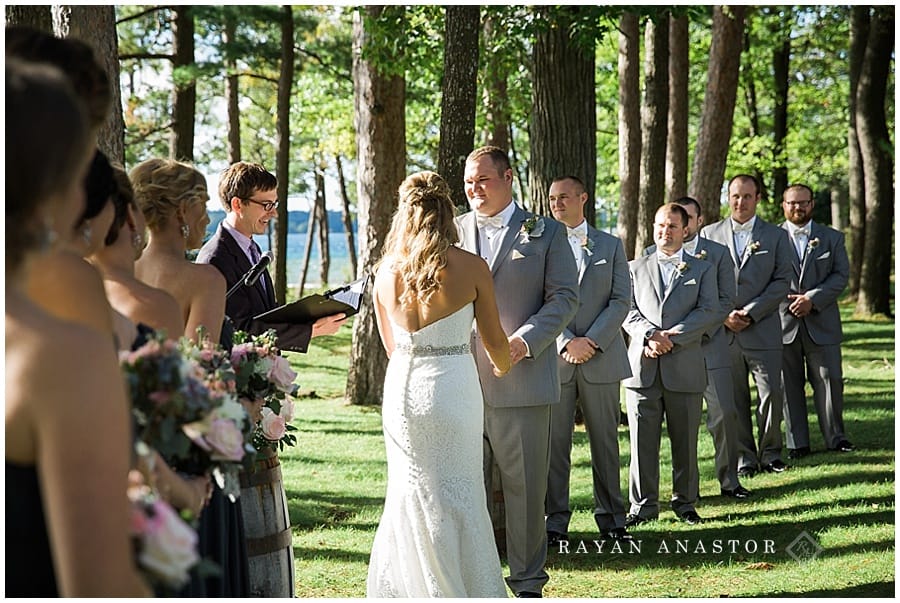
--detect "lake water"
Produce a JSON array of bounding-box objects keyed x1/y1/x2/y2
[{"x1": 255, "y1": 232, "x2": 359, "y2": 288}]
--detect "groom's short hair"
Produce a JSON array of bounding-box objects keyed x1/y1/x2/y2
[
  {"x1": 218, "y1": 162, "x2": 277, "y2": 211},
  {"x1": 467, "y1": 146, "x2": 511, "y2": 176}
]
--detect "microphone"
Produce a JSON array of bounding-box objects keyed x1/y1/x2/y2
[{"x1": 244, "y1": 251, "x2": 274, "y2": 286}]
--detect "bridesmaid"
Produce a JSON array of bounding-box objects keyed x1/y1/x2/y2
[{"x1": 5, "y1": 58, "x2": 150, "y2": 597}]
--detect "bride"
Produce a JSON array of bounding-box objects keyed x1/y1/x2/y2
[{"x1": 368, "y1": 171, "x2": 511, "y2": 598}]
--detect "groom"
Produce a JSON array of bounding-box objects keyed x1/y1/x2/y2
[{"x1": 456, "y1": 146, "x2": 579, "y2": 598}]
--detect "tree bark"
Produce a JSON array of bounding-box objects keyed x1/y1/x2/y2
[
  {"x1": 635, "y1": 16, "x2": 669, "y2": 254},
  {"x1": 771, "y1": 8, "x2": 791, "y2": 204},
  {"x1": 847, "y1": 6, "x2": 869, "y2": 299},
  {"x1": 315, "y1": 164, "x2": 331, "y2": 288},
  {"x1": 335, "y1": 154, "x2": 359, "y2": 278},
  {"x1": 665, "y1": 13, "x2": 688, "y2": 204},
  {"x1": 854, "y1": 6, "x2": 894, "y2": 318},
  {"x1": 529, "y1": 6, "x2": 596, "y2": 221},
  {"x1": 224, "y1": 11, "x2": 241, "y2": 164},
  {"x1": 481, "y1": 12, "x2": 509, "y2": 152},
  {"x1": 617, "y1": 12, "x2": 641, "y2": 259},
  {"x1": 688, "y1": 5, "x2": 746, "y2": 225},
  {"x1": 273, "y1": 5, "x2": 294, "y2": 305},
  {"x1": 438, "y1": 6, "x2": 480, "y2": 211},
  {"x1": 6, "y1": 6, "x2": 52, "y2": 31},
  {"x1": 52, "y1": 5, "x2": 125, "y2": 165},
  {"x1": 347, "y1": 6, "x2": 406, "y2": 406},
  {"x1": 741, "y1": 25, "x2": 768, "y2": 200},
  {"x1": 170, "y1": 7, "x2": 195, "y2": 162}
]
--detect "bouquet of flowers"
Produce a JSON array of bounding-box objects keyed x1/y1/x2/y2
[
  {"x1": 120, "y1": 333, "x2": 256, "y2": 500},
  {"x1": 128, "y1": 470, "x2": 199, "y2": 592},
  {"x1": 229, "y1": 329, "x2": 299, "y2": 452}
]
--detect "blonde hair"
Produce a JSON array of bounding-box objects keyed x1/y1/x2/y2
[
  {"x1": 129, "y1": 158, "x2": 208, "y2": 231},
  {"x1": 381, "y1": 171, "x2": 458, "y2": 306}
]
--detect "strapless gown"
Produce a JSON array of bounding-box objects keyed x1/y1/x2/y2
[
  {"x1": 366, "y1": 303, "x2": 507, "y2": 598},
  {"x1": 6, "y1": 461, "x2": 58, "y2": 596}
]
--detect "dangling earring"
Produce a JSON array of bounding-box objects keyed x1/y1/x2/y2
[
  {"x1": 131, "y1": 228, "x2": 144, "y2": 251},
  {"x1": 181, "y1": 223, "x2": 190, "y2": 240},
  {"x1": 81, "y1": 221, "x2": 92, "y2": 244}
]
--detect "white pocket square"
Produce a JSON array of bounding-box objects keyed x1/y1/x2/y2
[
  {"x1": 511, "y1": 249, "x2": 525, "y2": 260},
  {"x1": 754, "y1": 249, "x2": 769, "y2": 255},
  {"x1": 816, "y1": 251, "x2": 831, "y2": 260},
  {"x1": 595, "y1": 259, "x2": 607, "y2": 265},
  {"x1": 684, "y1": 278, "x2": 697, "y2": 286}
]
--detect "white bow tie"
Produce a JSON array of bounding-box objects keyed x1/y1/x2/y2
[
  {"x1": 476, "y1": 213, "x2": 505, "y2": 230},
  {"x1": 732, "y1": 221, "x2": 753, "y2": 233},
  {"x1": 793, "y1": 226, "x2": 810, "y2": 238},
  {"x1": 658, "y1": 254, "x2": 681, "y2": 265},
  {"x1": 567, "y1": 226, "x2": 586, "y2": 240}
]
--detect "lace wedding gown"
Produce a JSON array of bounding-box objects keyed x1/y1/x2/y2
[{"x1": 367, "y1": 303, "x2": 508, "y2": 598}]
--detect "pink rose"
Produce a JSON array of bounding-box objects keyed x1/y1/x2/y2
[
  {"x1": 139, "y1": 498, "x2": 199, "y2": 588},
  {"x1": 230, "y1": 343, "x2": 255, "y2": 367},
  {"x1": 260, "y1": 407, "x2": 286, "y2": 441},
  {"x1": 267, "y1": 355, "x2": 297, "y2": 393},
  {"x1": 204, "y1": 418, "x2": 245, "y2": 462}
]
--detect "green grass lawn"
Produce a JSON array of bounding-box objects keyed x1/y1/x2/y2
[{"x1": 278, "y1": 303, "x2": 895, "y2": 597}]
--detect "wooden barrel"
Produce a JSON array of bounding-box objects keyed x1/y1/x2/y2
[{"x1": 239, "y1": 447, "x2": 295, "y2": 597}]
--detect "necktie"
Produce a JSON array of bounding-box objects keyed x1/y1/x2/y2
[{"x1": 476, "y1": 214, "x2": 505, "y2": 230}]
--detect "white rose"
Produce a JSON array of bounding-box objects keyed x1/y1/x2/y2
[
  {"x1": 279, "y1": 398, "x2": 295, "y2": 423},
  {"x1": 139, "y1": 499, "x2": 199, "y2": 588}
]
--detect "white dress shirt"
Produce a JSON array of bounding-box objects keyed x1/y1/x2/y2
[
  {"x1": 476, "y1": 200, "x2": 516, "y2": 266},
  {"x1": 731, "y1": 216, "x2": 757, "y2": 259}
]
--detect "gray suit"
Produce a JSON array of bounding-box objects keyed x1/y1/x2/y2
[
  {"x1": 644, "y1": 238, "x2": 739, "y2": 489},
  {"x1": 779, "y1": 221, "x2": 850, "y2": 449},
  {"x1": 547, "y1": 227, "x2": 631, "y2": 535},
  {"x1": 701, "y1": 217, "x2": 793, "y2": 470},
  {"x1": 456, "y1": 205, "x2": 578, "y2": 595},
  {"x1": 622, "y1": 253, "x2": 718, "y2": 519}
]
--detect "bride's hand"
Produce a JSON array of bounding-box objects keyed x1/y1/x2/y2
[{"x1": 492, "y1": 364, "x2": 509, "y2": 378}]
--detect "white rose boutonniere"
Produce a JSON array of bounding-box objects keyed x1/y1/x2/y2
[
  {"x1": 676, "y1": 261, "x2": 689, "y2": 275},
  {"x1": 808, "y1": 237, "x2": 820, "y2": 250},
  {"x1": 747, "y1": 241, "x2": 761, "y2": 255},
  {"x1": 694, "y1": 249, "x2": 707, "y2": 260},
  {"x1": 519, "y1": 216, "x2": 545, "y2": 242},
  {"x1": 581, "y1": 235, "x2": 594, "y2": 256}
]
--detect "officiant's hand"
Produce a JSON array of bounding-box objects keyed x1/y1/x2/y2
[{"x1": 312, "y1": 313, "x2": 347, "y2": 338}]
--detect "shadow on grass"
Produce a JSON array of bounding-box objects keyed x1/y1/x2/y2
[
  {"x1": 772, "y1": 581, "x2": 895, "y2": 597},
  {"x1": 293, "y1": 545, "x2": 371, "y2": 564},
  {"x1": 286, "y1": 487, "x2": 383, "y2": 530}
]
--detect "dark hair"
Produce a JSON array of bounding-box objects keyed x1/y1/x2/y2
[
  {"x1": 105, "y1": 164, "x2": 135, "y2": 246},
  {"x1": 551, "y1": 175, "x2": 586, "y2": 192},
  {"x1": 657, "y1": 203, "x2": 689, "y2": 227},
  {"x1": 80, "y1": 149, "x2": 116, "y2": 227},
  {"x1": 727, "y1": 174, "x2": 761, "y2": 195},
  {"x1": 6, "y1": 58, "x2": 91, "y2": 272},
  {"x1": 673, "y1": 196, "x2": 702, "y2": 216},
  {"x1": 466, "y1": 145, "x2": 512, "y2": 176},
  {"x1": 218, "y1": 162, "x2": 278, "y2": 212},
  {"x1": 783, "y1": 183, "x2": 814, "y2": 201},
  {"x1": 5, "y1": 26, "x2": 111, "y2": 129}
]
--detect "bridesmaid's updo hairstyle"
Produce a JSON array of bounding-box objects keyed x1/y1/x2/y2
[
  {"x1": 6, "y1": 58, "x2": 91, "y2": 274},
  {"x1": 105, "y1": 164, "x2": 137, "y2": 247},
  {"x1": 130, "y1": 158, "x2": 208, "y2": 232},
  {"x1": 383, "y1": 171, "x2": 459, "y2": 306}
]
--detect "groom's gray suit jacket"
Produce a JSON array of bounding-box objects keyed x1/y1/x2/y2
[{"x1": 456, "y1": 205, "x2": 579, "y2": 406}]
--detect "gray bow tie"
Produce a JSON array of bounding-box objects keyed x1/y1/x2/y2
[
  {"x1": 476, "y1": 214, "x2": 505, "y2": 229},
  {"x1": 733, "y1": 221, "x2": 753, "y2": 233},
  {"x1": 658, "y1": 254, "x2": 681, "y2": 265},
  {"x1": 794, "y1": 226, "x2": 810, "y2": 238}
]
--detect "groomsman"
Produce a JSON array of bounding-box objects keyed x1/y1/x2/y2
[
  {"x1": 779, "y1": 184, "x2": 853, "y2": 457},
  {"x1": 644, "y1": 197, "x2": 749, "y2": 500},
  {"x1": 623, "y1": 204, "x2": 718, "y2": 526},
  {"x1": 701, "y1": 174, "x2": 793, "y2": 477},
  {"x1": 456, "y1": 147, "x2": 578, "y2": 598},
  {"x1": 544, "y1": 176, "x2": 632, "y2": 544}
]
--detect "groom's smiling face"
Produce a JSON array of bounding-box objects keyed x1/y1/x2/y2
[{"x1": 464, "y1": 156, "x2": 513, "y2": 217}]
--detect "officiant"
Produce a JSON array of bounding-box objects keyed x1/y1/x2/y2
[{"x1": 196, "y1": 161, "x2": 347, "y2": 352}]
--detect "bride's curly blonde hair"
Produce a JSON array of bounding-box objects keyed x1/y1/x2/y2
[{"x1": 381, "y1": 171, "x2": 459, "y2": 306}]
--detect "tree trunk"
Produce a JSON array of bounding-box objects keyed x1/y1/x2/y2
[
  {"x1": 481, "y1": 12, "x2": 509, "y2": 153},
  {"x1": 6, "y1": 6, "x2": 52, "y2": 31},
  {"x1": 529, "y1": 6, "x2": 596, "y2": 222},
  {"x1": 335, "y1": 154, "x2": 359, "y2": 278},
  {"x1": 854, "y1": 6, "x2": 894, "y2": 318},
  {"x1": 665, "y1": 13, "x2": 688, "y2": 203},
  {"x1": 170, "y1": 7, "x2": 195, "y2": 162},
  {"x1": 315, "y1": 164, "x2": 331, "y2": 288},
  {"x1": 52, "y1": 6, "x2": 125, "y2": 165},
  {"x1": 273, "y1": 4, "x2": 294, "y2": 305},
  {"x1": 741, "y1": 25, "x2": 768, "y2": 200},
  {"x1": 847, "y1": 6, "x2": 869, "y2": 299},
  {"x1": 224, "y1": 11, "x2": 241, "y2": 164},
  {"x1": 617, "y1": 11, "x2": 641, "y2": 258},
  {"x1": 438, "y1": 6, "x2": 480, "y2": 211},
  {"x1": 347, "y1": 6, "x2": 405, "y2": 406},
  {"x1": 297, "y1": 206, "x2": 316, "y2": 299},
  {"x1": 635, "y1": 16, "x2": 669, "y2": 254},
  {"x1": 688, "y1": 6, "x2": 746, "y2": 225},
  {"x1": 771, "y1": 8, "x2": 791, "y2": 204},
  {"x1": 830, "y1": 182, "x2": 845, "y2": 231}
]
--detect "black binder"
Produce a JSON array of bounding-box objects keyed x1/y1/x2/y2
[{"x1": 253, "y1": 275, "x2": 368, "y2": 324}]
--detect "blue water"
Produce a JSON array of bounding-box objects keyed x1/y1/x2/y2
[{"x1": 255, "y1": 232, "x2": 359, "y2": 287}]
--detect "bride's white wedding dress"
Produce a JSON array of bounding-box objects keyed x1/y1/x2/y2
[{"x1": 367, "y1": 303, "x2": 508, "y2": 598}]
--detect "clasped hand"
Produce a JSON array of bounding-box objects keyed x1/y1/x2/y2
[
  {"x1": 724, "y1": 309, "x2": 752, "y2": 333},
  {"x1": 644, "y1": 330, "x2": 674, "y2": 358},
  {"x1": 787, "y1": 293, "x2": 813, "y2": 317},
  {"x1": 562, "y1": 337, "x2": 598, "y2": 365}
]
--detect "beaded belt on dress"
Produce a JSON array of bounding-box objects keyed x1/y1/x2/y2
[{"x1": 393, "y1": 342, "x2": 470, "y2": 357}]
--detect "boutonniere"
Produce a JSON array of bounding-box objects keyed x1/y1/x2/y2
[
  {"x1": 747, "y1": 241, "x2": 761, "y2": 255},
  {"x1": 519, "y1": 216, "x2": 545, "y2": 241},
  {"x1": 580, "y1": 235, "x2": 594, "y2": 256},
  {"x1": 694, "y1": 249, "x2": 707, "y2": 260},
  {"x1": 676, "y1": 261, "x2": 689, "y2": 275},
  {"x1": 808, "y1": 237, "x2": 820, "y2": 250}
]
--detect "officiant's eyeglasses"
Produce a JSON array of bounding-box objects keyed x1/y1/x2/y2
[{"x1": 243, "y1": 198, "x2": 279, "y2": 212}]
